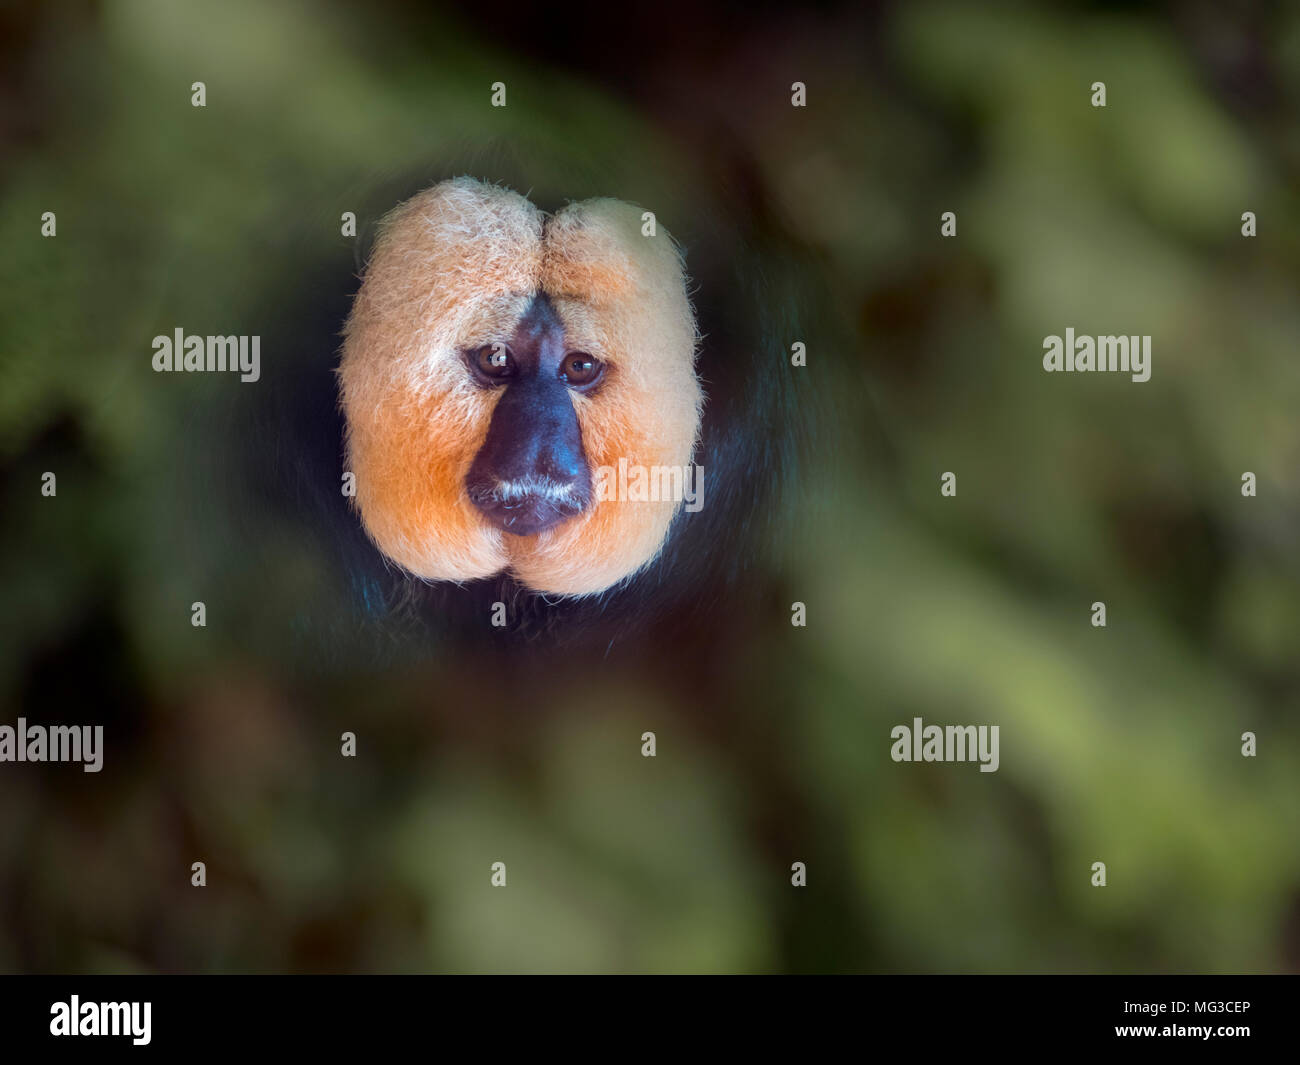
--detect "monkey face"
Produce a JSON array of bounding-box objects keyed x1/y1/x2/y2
[{"x1": 338, "y1": 178, "x2": 702, "y2": 597}]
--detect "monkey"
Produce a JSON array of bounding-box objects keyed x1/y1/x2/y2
[
  {"x1": 197, "y1": 146, "x2": 836, "y2": 671},
  {"x1": 337, "y1": 177, "x2": 703, "y2": 598}
]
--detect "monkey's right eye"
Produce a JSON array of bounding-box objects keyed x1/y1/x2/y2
[{"x1": 474, "y1": 344, "x2": 515, "y2": 381}]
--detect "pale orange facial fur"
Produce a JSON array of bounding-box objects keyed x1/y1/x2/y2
[{"x1": 338, "y1": 177, "x2": 702, "y2": 596}]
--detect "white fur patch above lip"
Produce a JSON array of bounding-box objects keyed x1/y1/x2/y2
[{"x1": 475, "y1": 477, "x2": 580, "y2": 504}]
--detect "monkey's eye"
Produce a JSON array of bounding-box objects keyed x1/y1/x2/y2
[
  {"x1": 474, "y1": 344, "x2": 515, "y2": 381},
  {"x1": 559, "y1": 353, "x2": 604, "y2": 388}
]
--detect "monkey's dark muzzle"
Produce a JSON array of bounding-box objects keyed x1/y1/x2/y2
[
  {"x1": 464, "y1": 364, "x2": 594, "y2": 537},
  {"x1": 466, "y1": 482, "x2": 589, "y2": 536}
]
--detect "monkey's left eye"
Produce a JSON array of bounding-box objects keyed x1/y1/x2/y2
[
  {"x1": 559, "y1": 353, "x2": 604, "y2": 387},
  {"x1": 474, "y1": 344, "x2": 516, "y2": 380}
]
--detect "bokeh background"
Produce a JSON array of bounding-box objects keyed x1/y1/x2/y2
[{"x1": 2, "y1": 0, "x2": 1299, "y2": 973}]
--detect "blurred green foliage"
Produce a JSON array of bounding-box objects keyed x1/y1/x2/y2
[{"x1": 1, "y1": 0, "x2": 1298, "y2": 972}]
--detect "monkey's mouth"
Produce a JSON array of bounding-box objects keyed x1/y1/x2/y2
[{"x1": 466, "y1": 479, "x2": 589, "y2": 536}]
